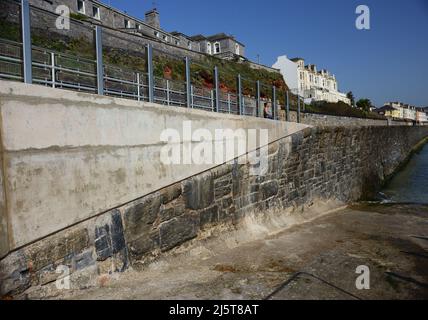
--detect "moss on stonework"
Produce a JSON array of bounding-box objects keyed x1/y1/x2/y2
[
  {"x1": 0, "y1": 19, "x2": 21, "y2": 42},
  {"x1": 70, "y1": 12, "x2": 89, "y2": 22}
]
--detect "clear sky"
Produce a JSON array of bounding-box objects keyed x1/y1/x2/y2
[{"x1": 106, "y1": 0, "x2": 428, "y2": 107}]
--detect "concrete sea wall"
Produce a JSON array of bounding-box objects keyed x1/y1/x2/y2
[
  {"x1": 0, "y1": 80, "x2": 306, "y2": 255},
  {"x1": 0, "y1": 80, "x2": 427, "y2": 297}
]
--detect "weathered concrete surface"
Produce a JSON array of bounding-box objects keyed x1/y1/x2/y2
[
  {"x1": 27, "y1": 203, "x2": 428, "y2": 300},
  {"x1": 0, "y1": 80, "x2": 307, "y2": 251},
  {"x1": 0, "y1": 130, "x2": 8, "y2": 258}
]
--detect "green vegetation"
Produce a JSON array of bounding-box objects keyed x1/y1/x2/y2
[
  {"x1": 70, "y1": 12, "x2": 89, "y2": 21},
  {"x1": 103, "y1": 47, "x2": 147, "y2": 72},
  {"x1": 356, "y1": 98, "x2": 374, "y2": 112},
  {"x1": 302, "y1": 101, "x2": 385, "y2": 120},
  {"x1": 346, "y1": 91, "x2": 355, "y2": 106},
  {"x1": 0, "y1": 19, "x2": 20, "y2": 42}
]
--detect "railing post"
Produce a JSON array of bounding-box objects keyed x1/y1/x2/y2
[
  {"x1": 95, "y1": 26, "x2": 104, "y2": 95},
  {"x1": 136, "y1": 72, "x2": 141, "y2": 101},
  {"x1": 297, "y1": 95, "x2": 301, "y2": 123},
  {"x1": 21, "y1": 0, "x2": 32, "y2": 84},
  {"x1": 211, "y1": 89, "x2": 214, "y2": 111},
  {"x1": 50, "y1": 52, "x2": 55, "y2": 88},
  {"x1": 272, "y1": 85, "x2": 277, "y2": 120},
  {"x1": 256, "y1": 80, "x2": 261, "y2": 117},
  {"x1": 166, "y1": 79, "x2": 170, "y2": 106},
  {"x1": 242, "y1": 96, "x2": 245, "y2": 115},
  {"x1": 185, "y1": 56, "x2": 191, "y2": 108},
  {"x1": 190, "y1": 85, "x2": 194, "y2": 108},
  {"x1": 237, "y1": 74, "x2": 242, "y2": 115},
  {"x1": 228, "y1": 93, "x2": 231, "y2": 113},
  {"x1": 286, "y1": 90, "x2": 290, "y2": 122},
  {"x1": 213, "y1": 66, "x2": 219, "y2": 112},
  {"x1": 146, "y1": 44, "x2": 154, "y2": 102}
]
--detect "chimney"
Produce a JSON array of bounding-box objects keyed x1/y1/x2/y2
[{"x1": 145, "y1": 9, "x2": 160, "y2": 29}]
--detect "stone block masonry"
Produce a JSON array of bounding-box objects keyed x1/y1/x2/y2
[{"x1": 1, "y1": 124, "x2": 427, "y2": 297}]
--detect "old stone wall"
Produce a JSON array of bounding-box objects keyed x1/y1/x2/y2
[{"x1": 1, "y1": 121, "x2": 427, "y2": 297}]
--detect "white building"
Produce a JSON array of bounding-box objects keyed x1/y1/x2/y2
[
  {"x1": 380, "y1": 102, "x2": 419, "y2": 121},
  {"x1": 273, "y1": 55, "x2": 351, "y2": 105},
  {"x1": 402, "y1": 104, "x2": 417, "y2": 120},
  {"x1": 272, "y1": 55, "x2": 299, "y2": 94},
  {"x1": 416, "y1": 108, "x2": 428, "y2": 123}
]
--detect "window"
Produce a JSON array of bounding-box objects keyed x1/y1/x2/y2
[
  {"x1": 188, "y1": 41, "x2": 192, "y2": 50},
  {"x1": 163, "y1": 35, "x2": 169, "y2": 42},
  {"x1": 235, "y1": 43, "x2": 240, "y2": 55},
  {"x1": 154, "y1": 31, "x2": 160, "y2": 38},
  {"x1": 207, "y1": 42, "x2": 212, "y2": 54},
  {"x1": 124, "y1": 19, "x2": 131, "y2": 28},
  {"x1": 175, "y1": 40, "x2": 180, "y2": 46},
  {"x1": 92, "y1": 6, "x2": 100, "y2": 19},
  {"x1": 77, "y1": 0, "x2": 85, "y2": 14},
  {"x1": 214, "y1": 42, "x2": 221, "y2": 54},
  {"x1": 136, "y1": 23, "x2": 140, "y2": 30}
]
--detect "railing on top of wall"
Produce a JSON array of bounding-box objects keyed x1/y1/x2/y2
[{"x1": 0, "y1": 0, "x2": 304, "y2": 121}]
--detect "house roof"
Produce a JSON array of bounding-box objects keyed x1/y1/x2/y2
[
  {"x1": 189, "y1": 34, "x2": 207, "y2": 41},
  {"x1": 377, "y1": 105, "x2": 396, "y2": 112},
  {"x1": 290, "y1": 57, "x2": 304, "y2": 62},
  {"x1": 170, "y1": 31, "x2": 192, "y2": 39},
  {"x1": 189, "y1": 33, "x2": 245, "y2": 47},
  {"x1": 206, "y1": 33, "x2": 232, "y2": 41}
]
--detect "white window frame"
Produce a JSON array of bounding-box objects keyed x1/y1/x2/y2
[
  {"x1": 124, "y1": 19, "x2": 131, "y2": 28},
  {"x1": 214, "y1": 42, "x2": 221, "y2": 54},
  {"x1": 188, "y1": 41, "x2": 192, "y2": 50},
  {"x1": 77, "y1": 0, "x2": 85, "y2": 14},
  {"x1": 92, "y1": 5, "x2": 100, "y2": 20},
  {"x1": 154, "y1": 31, "x2": 160, "y2": 38},
  {"x1": 163, "y1": 35, "x2": 169, "y2": 42},
  {"x1": 235, "y1": 43, "x2": 240, "y2": 55},
  {"x1": 207, "y1": 42, "x2": 212, "y2": 55}
]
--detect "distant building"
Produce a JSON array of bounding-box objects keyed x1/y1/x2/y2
[
  {"x1": 29, "y1": 0, "x2": 245, "y2": 59},
  {"x1": 186, "y1": 33, "x2": 245, "y2": 60},
  {"x1": 376, "y1": 104, "x2": 402, "y2": 118},
  {"x1": 416, "y1": 107, "x2": 428, "y2": 123},
  {"x1": 272, "y1": 55, "x2": 350, "y2": 105},
  {"x1": 378, "y1": 102, "x2": 424, "y2": 122}
]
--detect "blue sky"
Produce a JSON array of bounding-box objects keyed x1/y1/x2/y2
[{"x1": 106, "y1": 0, "x2": 428, "y2": 107}]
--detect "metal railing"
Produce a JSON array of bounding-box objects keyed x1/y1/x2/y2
[{"x1": 0, "y1": 0, "x2": 287, "y2": 121}]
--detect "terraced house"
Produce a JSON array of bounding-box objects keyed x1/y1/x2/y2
[
  {"x1": 377, "y1": 102, "x2": 427, "y2": 122},
  {"x1": 29, "y1": 0, "x2": 246, "y2": 60},
  {"x1": 273, "y1": 55, "x2": 351, "y2": 105}
]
